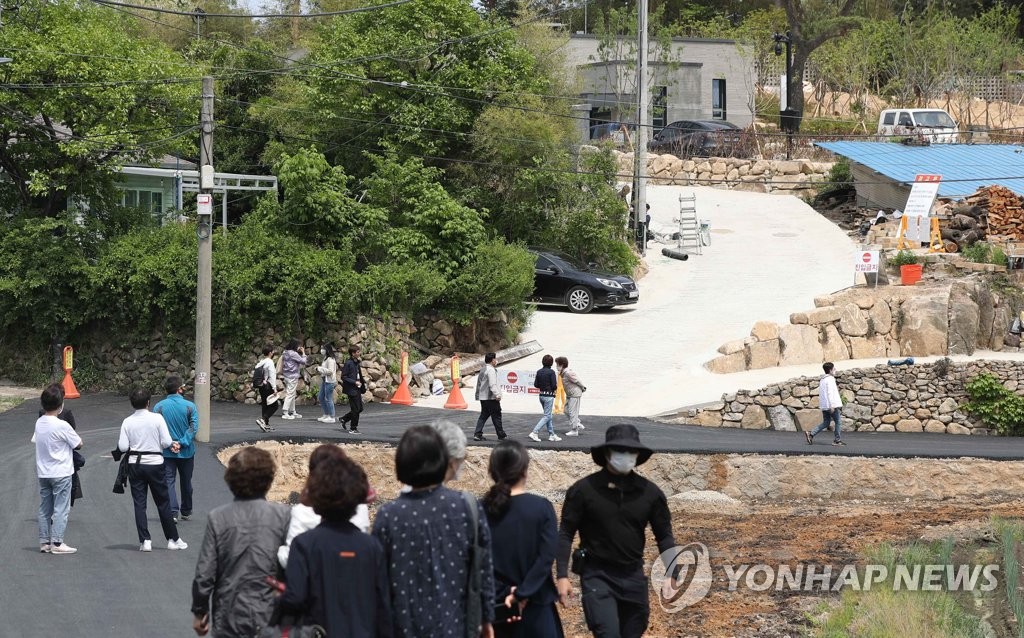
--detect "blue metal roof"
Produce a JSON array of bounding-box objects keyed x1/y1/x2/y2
[{"x1": 815, "y1": 142, "x2": 1024, "y2": 198}]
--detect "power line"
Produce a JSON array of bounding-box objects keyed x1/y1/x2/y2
[{"x1": 89, "y1": 0, "x2": 416, "y2": 19}]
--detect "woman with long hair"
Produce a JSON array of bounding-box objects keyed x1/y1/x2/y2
[
  {"x1": 481, "y1": 440, "x2": 563, "y2": 638},
  {"x1": 316, "y1": 344, "x2": 338, "y2": 424}
]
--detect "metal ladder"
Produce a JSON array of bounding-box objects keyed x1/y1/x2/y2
[{"x1": 677, "y1": 193, "x2": 701, "y2": 255}]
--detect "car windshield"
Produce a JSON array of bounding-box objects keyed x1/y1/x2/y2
[
  {"x1": 544, "y1": 251, "x2": 587, "y2": 271},
  {"x1": 914, "y1": 111, "x2": 955, "y2": 128}
]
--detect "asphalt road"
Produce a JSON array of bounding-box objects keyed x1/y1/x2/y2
[{"x1": 5, "y1": 393, "x2": 1024, "y2": 637}]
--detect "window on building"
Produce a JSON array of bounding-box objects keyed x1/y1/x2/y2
[
  {"x1": 652, "y1": 86, "x2": 668, "y2": 130},
  {"x1": 712, "y1": 79, "x2": 726, "y2": 120},
  {"x1": 120, "y1": 189, "x2": 164, "y2": 217}
]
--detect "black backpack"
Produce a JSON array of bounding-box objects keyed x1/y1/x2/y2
[{"x1": 252, "y1": 364, "x2": 266, "y2": 387}]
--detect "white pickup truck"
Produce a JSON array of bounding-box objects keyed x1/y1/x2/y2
[{"x1": 877, "y1": 109, "x2": 958, "y2": 143}]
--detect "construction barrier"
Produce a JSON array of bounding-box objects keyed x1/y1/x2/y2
[
  {"x1": 389, "y1": 351, "x2": 414, "y2": 405},
  {"x1": 444, "y1": 355, "x2": 468, "y2": 410},
  {"x1": 61, "y1": 346, "x2": 80, "y2": 399}
]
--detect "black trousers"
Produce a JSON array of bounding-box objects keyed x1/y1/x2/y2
[
  {"x1": 259, "y1": 383, "x2": 279, "y2": 423},
  {"x1": 581, "y1": 569, "x2": 649, "y2": 638},
  {"x1": 128, "y1": 463, "x2": 179, "y2": 543},
  {"x1": 474, "y1": 399, "x2": 505, "y2": 437},
  {"x1": 342, "y1": 392, "x2": 363, "y2": 430}
]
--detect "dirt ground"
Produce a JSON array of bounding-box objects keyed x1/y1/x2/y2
[{"x1": 221, "y1": 442, "x2": 1024, "y2": 638}]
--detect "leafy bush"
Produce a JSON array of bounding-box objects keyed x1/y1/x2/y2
[
  {"x1": 815, "y1": 158, "x2": 852, "y2": 201},
  {"x1": 888, "y1": 249, "x2": 919, "y2": 267},
  {"x1": 962, "y1": 372, "x2": 1024, "y2": 435},
  {"x1": 961, "y1": 241, "x2": 1006, "y2": 265}
]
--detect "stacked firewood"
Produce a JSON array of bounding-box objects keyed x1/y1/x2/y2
[{"x1": 937, "y1": 185, "x2": 1024, "y2": 252}]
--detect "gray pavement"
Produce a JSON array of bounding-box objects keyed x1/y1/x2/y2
[{"x1": 5, "y1": 393, "x2": 1024, "y2": 637}]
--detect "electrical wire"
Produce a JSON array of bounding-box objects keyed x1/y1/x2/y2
[{"x1": 89, "y1": 0, "x2": 416, "y2": 19}]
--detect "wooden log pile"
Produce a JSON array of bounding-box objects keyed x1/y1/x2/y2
[{"x1": 935, "y1": 185, "x2": 1024, "y2": 251}]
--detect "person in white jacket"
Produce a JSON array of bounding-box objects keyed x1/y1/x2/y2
[
  {"x1": 316, "y1": 343, "x2": 338, "y2": 424},
  {"x1": 473, "y1": 352, "x2": 507, "y2": 441},
  {"x1": 806, "y1": 362, "x2": 846, "y2": 446}
]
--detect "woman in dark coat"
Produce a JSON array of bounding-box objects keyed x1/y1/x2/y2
[{"x1": 481, "y1": 440, "x2": 563, "y2": 638}]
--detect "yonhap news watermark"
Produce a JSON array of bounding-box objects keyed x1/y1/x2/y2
[{"x1": 650, "y1": 543, "x2": 1000, "y2": 612}]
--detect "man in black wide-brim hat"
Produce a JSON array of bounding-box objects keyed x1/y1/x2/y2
[{"x1": 555, "y1": 424, "x2": 678, "y2": 638}]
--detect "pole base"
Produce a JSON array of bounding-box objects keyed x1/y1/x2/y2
[{"x1": 661, "y1": 247, "x2": 690, "y2": 261}]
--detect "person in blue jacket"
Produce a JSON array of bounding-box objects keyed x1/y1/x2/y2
[{"x1": 154, "y1": 375, "x2": 198, "y2": 522}]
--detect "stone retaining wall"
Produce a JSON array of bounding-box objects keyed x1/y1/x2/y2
[
  {"x1": 706, "y1": 281, "x2": 1014, "y2": 373},
  {"x1": 2, "y1": 313, "x2": 512, "y2": 405},
  {"x1": 610, "y1": 150, "x2": 833, "y2": 195},
  {"x1": 679, "y1": 358, "x2": 1024, "y2": 435}
]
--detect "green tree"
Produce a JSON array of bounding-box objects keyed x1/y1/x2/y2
[{"x1": 0, "y1": 0, "x2": 199, "y2": 217}]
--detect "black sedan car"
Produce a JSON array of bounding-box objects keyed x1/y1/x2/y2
[
  {"x1": 529, "y1": 249, "x2": 638, "y2": 313},
  {"x1": 647, "y1": 120, "x2": 742, "y2": 157}
]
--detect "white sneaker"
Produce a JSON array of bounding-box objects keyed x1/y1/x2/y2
[
  {"x1": 577, "y1": 423, "x2": 585, "y2": 430},
  {"x1": 50, "y1": 543, "x2": 77, "y2": 555},
  {"x1": 257, "y1": 418, "x2": 270, "y2": 432},
  {"x1": 549, "y1": 434, "x2": 562, "y2": 442},
  {"x1": 40, "y1": 543, "x2": 51, "y2": 553},
  {"x1": 292, "y1": 413, "x2": 302, "y2": 419},
  {"x1": 281, "y1": 413, "x2": 295, "y2": 420},
  {"x1": 528, "y1": 432, "x2": 541, "y2": 442},
  {"x1": 322, "y1": 417, "x2": 335, "y2": 423},
  {"x1": 168, "y1": 538, "x2": 188, "y2": 551},
  {"x1": 317, "y1": 416, "x2": 328, "y2": 422},
  {"x1": 140, "y1": 540, "x2": 152, "y2": 552},
  {"x1": 565, "y1": 430, "x2": 580, "y2": 437}
]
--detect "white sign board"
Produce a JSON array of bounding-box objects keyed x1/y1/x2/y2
[
  {"x1": 903, "y1": 175, "x2": 941, "y2": 243},
  {"x1": 854, "y1": 250, "x2": 879, "y2": 273},
  {"x1": 779, "y1": 74, "x2": 788, "y2": 111},
  {"x1": 496, "y1": 369, "x2": 539, "y2": 397},
  {"x1": 197, "y1": 193, "x2": 213, "y2": 216}
]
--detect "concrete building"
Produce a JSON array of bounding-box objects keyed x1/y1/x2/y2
[{"x1": 561, "y1": 34, "x2": 754, "y2": 144}]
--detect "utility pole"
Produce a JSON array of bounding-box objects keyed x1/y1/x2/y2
[
  {"x1": 195, "y1": 76, "x2": 214, "y2": 443},
  {"x1": 631, "y1": 0, "x2": 649, "y2": 256}
]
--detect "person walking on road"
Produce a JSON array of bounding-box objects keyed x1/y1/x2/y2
[
  {"x1": 254, "y1": 345, "x2": 278, "y2": 432},
  {"x1": 474, "y1": 352, "x2": 506, "y2": 442},
  {"x1": 805, "y1": 362, "x2": 846, "y2": 446},
  {"x1": 117, "y1": 387, "x2": 187, "y2": 552},
  {"x1": 316, "y1": 343, "x2": 338, "y2": 424},
  {"x1": 280, "y1": 339, "x2": 307, "y2": 420},
  {"x1": 34, "y1": 383, "x2": 83, "y2": 555},
  {"x1": 191, "y1": 446, "x2": 290, "y2": 638},
  {"x1": 154, "y1": 375, "x2": 198, "y2": 522},
  {"x1": 529, "y1": 355, "x2": 560, "y2": 443},
  {"x1": 340, "y1": 345, "x2": 366, "y2": 434},
  {"x1": 556, "y1": 357, "x2": 586, "y2": 437},
  {"x1": 556, "y1": 424, "x2": 678, "y2": 638}
]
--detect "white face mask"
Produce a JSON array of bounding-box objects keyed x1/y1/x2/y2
[{"x1": 607, "y1": 450, "x2": 639, "y2": 474}]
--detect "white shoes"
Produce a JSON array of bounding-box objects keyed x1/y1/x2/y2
[
  {"x1": 565, "y1": 430, "x2": 580, "y2": 437},
  {"x1": 528, "y1": 432, "x2": 541, "y2": 442},
  {"x1": 140, "y1": 540, "x2": 152, "y2": 552},
  {"x1": 577, "y1": 423, "x2": 585, "y2": 430},
  {"x1": 291, "y1": 412, "x2": 302, "y2": 419},
  {"x1": 549, "y1": 434, "x2": 562, "y2": 442},
  {"x1": 50, "y1": 543, "x2": 77, "y2": 555},
  {"x1": 281, "y1": 413, "x2": 295, "y2": 420},
  {"x1": 168, "y1": 538, "x2": 188, "y2": 551},
  {"x1": 317, "y1": 416, "x2": 335, "y2": 423}
]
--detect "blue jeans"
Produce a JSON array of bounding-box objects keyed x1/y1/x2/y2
[
  {"x1": 38, "y1": 475, "x2": 73, "y2": 543},
  {"x1": 532, "y1": 396, "x2": 555, "y2": 435},
  {"x1": 319, "y1": 382, "x2": 336, "y2": 418},
  {"x1": 811, "y1": 408, "x2": 842, "y2": 441},
  {"x1": 164, "y1": 456, "x2": 194, "y2": 517}
]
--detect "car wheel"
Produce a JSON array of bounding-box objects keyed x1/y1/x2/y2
[{"x1": 566, "y1": 286, "x2": 594, "y2": 314}]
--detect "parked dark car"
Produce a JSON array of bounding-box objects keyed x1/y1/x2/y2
[
  {"x1": 529, "y1": 249, "x2": 638, "y2": 314},
  {"x1": 647, "y1": 120, "x2": 742, "y2": 157},
  {"x1": 589, "y1": 122, "x2": 636, "y2": 148}
]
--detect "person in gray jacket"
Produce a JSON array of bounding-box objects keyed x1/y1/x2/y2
[
  {"x1": 556, "y1": 356, "x2": 587, "y2": 437},
  {"x1": 473, "y1": 352, "x2": 507, "y2": 442},
  {"x1": 191, "y1": 446, "x2": 290, "y2": 637}
]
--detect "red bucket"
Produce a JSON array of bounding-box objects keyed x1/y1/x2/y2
[{"x1": 900, "y1": 264, "x2": 923, "y2": 286}]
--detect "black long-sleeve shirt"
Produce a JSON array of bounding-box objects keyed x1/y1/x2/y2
[
  {"x1": 487, "y1": 493, "x2": 559, "y2": 605},
  {"x1": 280, "y1": 520, "x2": 393, "y2": 638},
  {"x1": 533, "y1": 367, "x2": 557, "y2": 397},
  {"x1": 556, "y1": 468, "x2": 676, "y2": 578}
]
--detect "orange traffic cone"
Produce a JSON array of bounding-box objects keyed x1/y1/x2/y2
[
  {"x1": 61, "y1": 346, "x2": 80, "y2": 399},
  {"x1": 61, "y1": 368, "x2": 80, "y2": 400},
  {"x1": 389, "y1": 351, "x2": 414, "y2": 405},
  {"x1": 444, "y1": 354, "x2": 468, "y2": 410}
]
